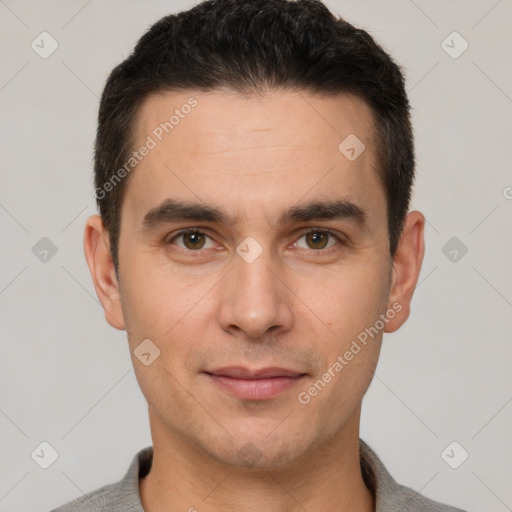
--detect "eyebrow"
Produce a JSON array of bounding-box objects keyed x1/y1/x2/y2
[{"x1": 141, "y1": 198, "x2": 368, "y2": 232}]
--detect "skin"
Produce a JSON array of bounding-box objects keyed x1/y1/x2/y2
[{"x1": 84, "y1": 89, "x2": 425, "y2": 512}]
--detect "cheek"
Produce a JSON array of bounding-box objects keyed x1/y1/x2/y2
[
  {"x1": 294, "y1": 271, "x2": 386, "y2": 427},
  {"x1": 120, "y1": 262, "x2": 218, "y2": 381},
  {"x1": 297, "y1": 260, "x2": 391, "y2": 340},
  {"x1": 119, "y1": 252, "x2": 196, "y2": 335}
]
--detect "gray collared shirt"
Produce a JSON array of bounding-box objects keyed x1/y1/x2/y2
[{"x1": 51, "y1": 439, "x2": 467, "y2": 511}]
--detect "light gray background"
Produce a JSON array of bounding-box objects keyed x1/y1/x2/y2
[{"x1": 1, "y1": 1, "x2": 511, "y2": 511}]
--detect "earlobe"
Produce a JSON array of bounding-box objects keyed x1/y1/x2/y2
[
  {"x1": 384, "y1": 211, "x2": 425, "y2": 333},
  {"x1": 83, "y1": 215, "x2": 125, "y2": 330}
]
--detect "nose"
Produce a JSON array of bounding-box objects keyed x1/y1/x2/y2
[{"x1": 218, "y1": 247, "x2": 294, "y2": 339}]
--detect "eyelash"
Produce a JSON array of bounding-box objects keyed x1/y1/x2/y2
[{"x1": 166, "y1": 227, "x2": 344, "y2": 254}]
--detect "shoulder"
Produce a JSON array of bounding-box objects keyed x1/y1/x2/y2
[
  {"x1": 359, "y1": 439, "x2": 468, "y2": 512},
  {"x1": 388, "y1": 482, "x2": 468, "y2": 512},
  {"x1": 50, "y1": 446, "x2": 153, "y2": 512},
  {"x1": 50, "y1": 481, "x2": 126, "y2": 512}
]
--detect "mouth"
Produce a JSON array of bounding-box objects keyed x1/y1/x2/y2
[{"x1": 204, "y1": 366, "x2": 307, "y2": 401}]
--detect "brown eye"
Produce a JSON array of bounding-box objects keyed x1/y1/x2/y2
[
  {"x1": 182, "y1": 232, "x2": 205, "y2": 250},
  {"x1": 305, "y1": 231, "x2": 329, "y2": 249},
  {"x1": 169, "y1": 230, "x2": 215, "y2": 251},
  {"x1": 294, "y1": 230, "x2": 339, "y2": 251}
]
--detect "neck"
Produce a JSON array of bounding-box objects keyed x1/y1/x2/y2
[{"x1": 140, "y1": 408, "x2": 374, "y2": 512}]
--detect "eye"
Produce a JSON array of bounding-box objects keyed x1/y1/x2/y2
[
  {"x1": 166, "y1": 228, "x2": 343, "y2": 254},
  {"x1": 168, "y1": 229, "x2": 216, "y2": 251},
  {"x1": 294, "y1": 229, "x2": 341, "y2": 251}
]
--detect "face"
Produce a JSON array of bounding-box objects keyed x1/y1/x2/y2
[{"x1": 85, "y1": 89, "x2": 424, "y2": 470}]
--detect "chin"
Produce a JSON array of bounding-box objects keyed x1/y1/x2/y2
[{"x1": 201, "y1": 427, "x2": 314, "y2": 471}]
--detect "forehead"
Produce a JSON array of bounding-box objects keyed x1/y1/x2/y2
[
  {"x1": 123, "y1": 88, "x2": 383, "y2": 225},
  {"x1": 134, "y1": 88, "x2": 375, "y2": 154}
]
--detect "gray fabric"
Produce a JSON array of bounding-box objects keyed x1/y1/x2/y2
[{"x1": 51, "y1": 439, "x2": 467, "y2": 511}]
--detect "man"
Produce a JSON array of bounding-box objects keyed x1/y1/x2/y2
[{"x1": 52, "y1": 0, "x2": 467, "y2": 510}]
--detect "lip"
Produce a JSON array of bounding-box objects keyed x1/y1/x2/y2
[
  {"x1": 205, "y1": 366, "x2": 307, "y2": 400},
  {"x1": 207, "y1": 366, "x2": 305, "y2": 379}
]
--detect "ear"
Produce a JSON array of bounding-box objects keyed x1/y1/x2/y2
[
  {"x1": 384, "y1": 210, "x2": 425, "y2": 333},
  {"x1": 83, "y1": 215, "x2": 125, "y2": 330}
]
